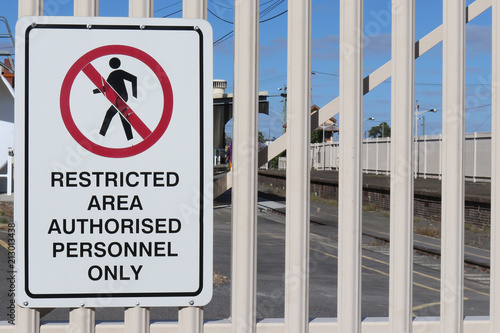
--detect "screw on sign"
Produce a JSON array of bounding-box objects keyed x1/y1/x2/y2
[{"x1": 60, "y1": 45, "x2": 174, "y2": 158}]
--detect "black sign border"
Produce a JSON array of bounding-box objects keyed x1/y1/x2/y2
[{"x1": 23, "y1": 23, "x2": 206, "y2": 301}]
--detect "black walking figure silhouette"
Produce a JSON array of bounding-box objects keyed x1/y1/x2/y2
[{"x1": 94, "y1": 57, "x2": 138, "y2": 140}]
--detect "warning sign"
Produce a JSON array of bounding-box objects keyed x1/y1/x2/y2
[{"x1": 15, "y1": 16, "x2": 213, "y2": 308}]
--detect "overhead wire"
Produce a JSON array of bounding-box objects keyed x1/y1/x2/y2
[
  {"x1": 162, "y1": 9, "x2": 182, "y2": 18},
  {"x1": 212, "y1": 0, "x2": 287, "y2": 47},
  {"x1": 208, "y1": 8, "x2": 234, "y2": 24},
  {"x1": 209, "y1": 0, "x2": 233, "y2": 10},
  {"x1": 155, "y1": 1, "x2": 182, "y2": 13},
  {"x1": 260, "y1": 10, "x2": 287, "y2": 23}
]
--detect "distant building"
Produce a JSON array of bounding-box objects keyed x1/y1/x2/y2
[
  {"x1": 311, "y1": 104, "x2": 338, "y2": 142},
  {"x1": 1, "y1": 59, "x2": 13, "y2": 88},
  {"x1": 213, "y1": 79, "x2": 269, "y2": 150}
]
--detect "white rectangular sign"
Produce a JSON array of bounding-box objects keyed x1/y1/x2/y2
[{"x1": 15, "y1": 16, "x2": 213, "y2": 308}]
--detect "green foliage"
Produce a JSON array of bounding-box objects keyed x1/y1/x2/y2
[
  {"x1": 258, "y1": 131, "x2": 266, "y2": 143},
  {"x1": 367, "y1": 122, "x2": 391, "y2": 138},
  {"x1": 269, "y1": 151, "x2": 286, "y2": 169},
  {"x1": 311, "y1": 129, "x2": 323, "y2": 143}
]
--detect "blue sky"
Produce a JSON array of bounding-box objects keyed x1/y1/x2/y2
[{"x1": 0, "y1": 0, "x2": 493, "y2": 140}]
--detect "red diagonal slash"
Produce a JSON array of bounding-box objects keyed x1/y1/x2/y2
[{"x1": 82, "y1": 63, "x2": 152, "y2": 139}]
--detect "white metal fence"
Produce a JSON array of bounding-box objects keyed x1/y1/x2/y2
[
  {"x1": 11, "y1": 0, "x2": 499, "y2": 332},
  {"x1": 0, "y1": 148, "x2": 13, "y2": 195},
  {"x1": 308, "y1": 132, "x2": 492, "y2": 181}
]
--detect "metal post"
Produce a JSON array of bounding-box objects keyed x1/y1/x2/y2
[
  {"x1": 179, "y1": 1, "x2": 207, "y2": 331},
  {"x1": 389, "y1": 0, "x2": 414, "y2": 332},
  {"x1": 473, "y1": 132, "x2": 478, "y2": 182},
  {"x1": 441, "y1": 0, "x2": 465, "y2": 332},
  {"x1": 338, "y1": 0, "x2": 363, "y2": 332},
  {"x1": 69, "y1": 307, "x2": 95, "y2": 333},
  {"x1": 122, "y1": 3, "x2": 154, "y2": 333},
  {"x1": 16, "y1": 305, "x2": 40, "y2": 333},
  {"x1": 232, "y1": 0, "x2": 259, "y2": 332},
  {"x1": 183, "y1": 0, "x2": 207, "y2": 20},
  {"x1": 129, "y1": 0, "x2": 153, "y2": 18},
  {"x1": 491, "y1": 0, "x2": 500, "y2": 331},
  {"x1": 124, "y1": 307, "x2": 150, "y2": 333},
  {"x1": 18, "y1": 0, "x2": 43, "y2": 17},
  {"x1": 74, "y1": 0, "x2": 99, "y2": 16},
  {"x1": 7, "y1": 148, "x2": 12, "y2": 195},
  {"x1": 179, "y1": 306, "x2": 203, "y2": 332},
  {"x1": 322, "y1": 126, "x2": 326, "y2": 169},
  {"x1": 423, "y1": 135, "x2": 428, "y2": 178},
  {"x1": 285, "y1": 0, "x2": 311, "y2": 332},
  {"x1": 16, "y1": 3, "x2": 43, "y2": 331},
  {"x1": 414, "y1": 101, "x2": 418, "y2": 178}
]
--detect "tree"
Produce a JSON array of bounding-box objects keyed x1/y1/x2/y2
[
  {"x1": 225, "y1": 132, "x2": 232, "y2": 146},
  {"x1": 311, "y1": 129, "x2": 323, "y2": 143},
  {"x1": 258, "y1": 131, "x2": 266, "y2": 143},
  {"x1": 269, "y1": 151, "x2": 286, "y2": 169},
  {"x1": 367, "y1": 122, "x2": 391, "y2": 138}
]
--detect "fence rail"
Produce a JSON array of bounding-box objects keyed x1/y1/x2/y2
[{"x1": 307, "y1": 133, "x2": 492, "y2": 182}]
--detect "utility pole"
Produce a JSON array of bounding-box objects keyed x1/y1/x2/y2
[
  {"x1": 279, "y1": 85, "x2": 287, "y2": 134},
  {"x1": 422, "y1": 115, "x2": 426, "y2": 136}
]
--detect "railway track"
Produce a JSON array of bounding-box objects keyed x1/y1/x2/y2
[{"x1": 257, "y1": 195, "x2": 491, "y2": 284}]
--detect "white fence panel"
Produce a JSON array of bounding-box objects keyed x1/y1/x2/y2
[{"x1": 309, "y1": 133, "x2": 493, "y2": 181}]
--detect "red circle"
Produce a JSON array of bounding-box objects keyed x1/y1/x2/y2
[{"x1": 60, "y1": 45, "x2": 173, "y2": 158}]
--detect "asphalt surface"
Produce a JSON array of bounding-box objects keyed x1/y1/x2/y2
[{"x1": 0, "y1": 189, "x2": 490, "y2": 323}]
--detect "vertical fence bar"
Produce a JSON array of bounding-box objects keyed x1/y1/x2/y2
[
  {"x1": 124, "y1": 307, "x2": 150, "y2": 333},
  {"x1": 473, "y1": 133, "x2": 478, "y2": 182},
  {"x1": 284, "y1": 0, "x2": 311, "y2": 332},
  {"x1": 439, "y1": 134, "x2": 442, "y2": 180},
  {"x1": 129, "y1": 0, "x2": 154, "y2": 18},
  {"x1": 179, "y1": 307, "x2": 203, "y2": 332},
  {"x1": 7, "y1": 149, "x2": 12, "y2": 195},
  {"x1": 232, "y1": 0, "x2": 259, "y2": 332},
  {"x1": 18, "y1": 0, "x2": 43, "y2": 17},
  {"x1": 389, "y1": 0, "x2": 414, "y2": 332},
  {"x1": 125, "y1": 2, "x2": 153, "y2": 332},
  {"x1": 70, "y1": 3, "x2": 98, "y2": 330},
  {"x1": 423, "y1": 136, "x2": 427, "y2": 178},
  {"x1": 441, "y1": 0, "x2": 465, "y2": 332},
  {"x1": 178, "y1": 1, "x2": 207, "y2": 331},
  {"x1": 338, "y1": 0, "x2": 363, "y2": 332},
  {"x1": 69, "y1": 307, "x2": 95, "y2": 333},
  {"x1": 74, "y1": 0, "x2": 99, "y2": 16},
  {"x1": 16, "y1": 305, "x2": 40, "y2": 333},
  {"x1": 16, "y1": 2, "x2": 42, "y2": 331},
  {"x1": 183, "y1": 0, "x2": 207, "y2": 20},
  {"x1": 491, "y1": 0, "x2": 500, "y2": 331}
]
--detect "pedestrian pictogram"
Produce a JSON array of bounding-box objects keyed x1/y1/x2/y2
[
  {"x1": 94, "y1": 57, "x2": 138, "y2": 141},
  {"x1": 60, "y1": 44, "x2": 174, "y2": 158}
]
